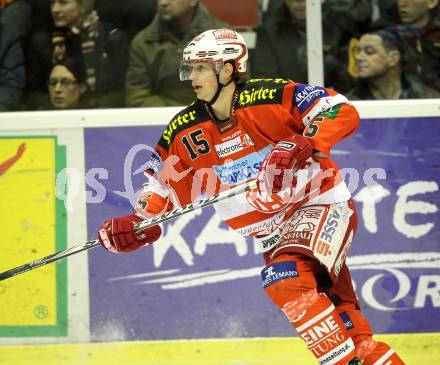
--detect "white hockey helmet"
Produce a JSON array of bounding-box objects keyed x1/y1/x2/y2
[{"x1": 179, "y1": 28, "x2": 248, "y2": 81}]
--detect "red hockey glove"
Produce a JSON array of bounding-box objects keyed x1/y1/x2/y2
[
  {"x1": 257, "y1": 134, "x2": 312, "y2": 194},
  {"x1": 98, "y1": 213, "x2": 162, "y2": 253}
]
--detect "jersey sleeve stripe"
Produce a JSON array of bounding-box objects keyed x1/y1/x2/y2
[{"x1": 302, "y1": 94, "x2": 350, "y2": 126}]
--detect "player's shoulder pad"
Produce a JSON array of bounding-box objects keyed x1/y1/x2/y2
[
  {"x1": 158, "y1": 100, "x2": 209, "y2": 150},
  {"x1": 236, "y1": 78, "x2": 290, "y2": 109}
]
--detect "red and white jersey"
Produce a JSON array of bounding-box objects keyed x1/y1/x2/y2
[{"x1": 145, "y1": 78, "x2": 360, "y2": 238}]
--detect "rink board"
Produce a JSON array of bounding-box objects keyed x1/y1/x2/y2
[
  {"x1": 0, "y1": 103, "x2": 438, "y2": 347},
  {"x1": 0, "y1": 137, "x2": 67, "y2": 336},
  {"x1": 0, "y1": 333, "x2": 438, "y2": 365},
  {"x1": 84, "y1": 117, "x2": 440, "y2": 340}
]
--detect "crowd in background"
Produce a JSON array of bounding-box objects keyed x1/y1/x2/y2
[{"x1": 0, "y1": 0, "x2": 439, "y2": 112}]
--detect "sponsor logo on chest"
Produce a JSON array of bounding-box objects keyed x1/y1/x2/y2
[
  {"x1": 215, "y1": 134, "x2": 254, "y2": 158},
  {"x1": 213, "y1": 145, "x2": 271, "y2": 186}
]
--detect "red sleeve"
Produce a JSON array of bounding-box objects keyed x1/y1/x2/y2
[
  {"x1": 303, "y1": 102, "x2": 359, "y2": 156},
  {"x1": 287, "y1": 82, "x2": 360, "y2": 155},
  {"x1": 146, "y1": 143, "x2": 196, "y2": 207}
]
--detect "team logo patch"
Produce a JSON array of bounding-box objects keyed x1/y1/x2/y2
[
  {"x1": 145, "y1": 154, "x2": 163, "y2": 174},
  {"x1": 339, "y1": 312, "x2": 354, "y2": 330},
  {"x1": 215, "y1": 134, "x2": 254, "y2": 157},
  {"x1": 294, "y1": 84, "x2": 329, "y2": 114},
  {"x1": 281, "y1": 207, "x2": 324, "y2": 248},
  {"x1": 261, "y1": 261, "x2": 298, "y2": 288}
]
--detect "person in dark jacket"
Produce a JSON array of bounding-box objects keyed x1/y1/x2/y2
[
  {"x1": 253, "y1": 0, "x2": 307, "y2": 82},
  {"x1": 0, "y1": 0, "x2": 32, "y2": 39},
  {"x1": 25, "y1": 0, "x2": 128, "y2": 109},
  {"x1": 125, "y1": 0, "x2": 228, "y2": 107},
  {"x1": 253, "y1": 0, "x2": 371, "y2": 92},
  {"x1": 347, "y1": 29, "x2": 440, "y2": 99},
  {"x1": 95, "y1": 0, "x2": 157, "y2": 40},
  {"x1": 370, "y1": 0, "x2": 440, "y2": 92},
  {"x1": 0, "y1": 23, "x2": 25, "y2": 111},
  {"x1": 396, "y1": 0, "x2": 440, "y2": 91}
]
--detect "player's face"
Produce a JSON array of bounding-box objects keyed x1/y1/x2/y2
[
  {"x1": 398, "y1": 0, "x2": 436, "y2": 26},
  {"x1": 190, "y1": 62, "x2": 218, "y2": 102},
  {"x1": 157, "y1": 0, "x2": 197, "y2": 22},
  {"x1": 51, "y1": 0, "x2": 83, "y2": 28},
  {"x1": 354, "y1": 34, "x2": 391, "y2": 79},
  {"x1": 48, "y1": 65, "x2": 85, "y2": 109}
]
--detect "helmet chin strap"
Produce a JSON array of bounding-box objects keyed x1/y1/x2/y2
[{"x1": 207, "y1": 74, "x2": 234, "y2": 106}]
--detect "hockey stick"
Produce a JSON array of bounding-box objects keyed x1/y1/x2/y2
[{"x1": 0, "y1": 180, "x2": 257, "y2": 282}]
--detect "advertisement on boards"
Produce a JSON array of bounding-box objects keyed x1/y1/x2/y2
[
  {"x1": 0, "y1": 137, "x2": 67, "y2": 337},
  {"x1": 84, "y1": 117, "x2": 440, "y2": 341}
]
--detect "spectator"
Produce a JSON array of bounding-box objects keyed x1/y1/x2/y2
[
  {"x1": 0, "y1": 0, "x2": 12, "y2": 10},
  {"x1": 322, "y1": 0, "x2": 373, "y2": 52},
  {"x1": 25, "y1": 0, "x2": 129, "y2": 109},
  {"x1": 397, "y1": 0, "x2": 440, "y2": 90},
  {"x1": 347, "y1": 29, "x2": 440, "y2": 99},
  {"x1": 252, "y1": 0, "x2": 308, "y2": 82},
  {"x1": 261, "y1": 0, "x2": 372, "y2": 52},
  {"x1": 95, "y1": 0, "x2": 157, "y2": 40},
  {"x1": 48, "y1": 59, "x2": 90, "y2": 109},
  {"x1": 398, "y1": 0, "x2": 438, "y2": 27},
  {"x1": 253, "y1": 0, "x2": 367, "y2": 91},
  {"x1": 0, "y1": 0, "x2": 32, "y2": 39},
  {"x1": 27, "y1": 0, "x2": 52, "y2": 34},
  {"x1": 0, "y1": 23, "x2": 25, "y2": 111},
  {"x1": 372, "y1": 0, "x2": 400, "y2": 25},
  {"x1": 125, "y1": 0, "x2": 228, "y2": 107},
  {"x1": 370, "y1": 0, "x2": 440, "y2": 92}
]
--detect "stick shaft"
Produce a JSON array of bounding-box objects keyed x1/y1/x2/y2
[{"x1": 0, "y1": 180, "x2": 256, "y2": 281}]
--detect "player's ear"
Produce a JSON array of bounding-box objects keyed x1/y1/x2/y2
[{"x1": 221, "y1": 62, "x2": 234, "y2": 78}]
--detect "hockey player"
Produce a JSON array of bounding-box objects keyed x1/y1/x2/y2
[{"x1": 98, "y1": 29, "x2": 405, "y2": 365}]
